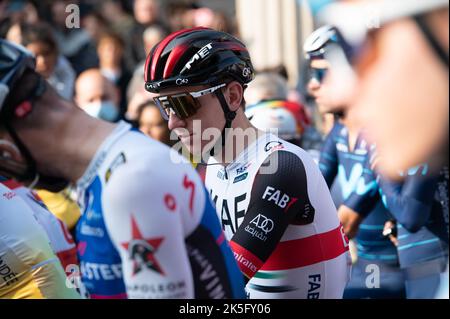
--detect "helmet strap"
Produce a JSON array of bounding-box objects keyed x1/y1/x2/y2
[
  {"x1": 413, "y1": 14, "x2": 449, "y2": 68},
  {"x1": 209, "y1": 89, "x2": 236, "y2": 157}
]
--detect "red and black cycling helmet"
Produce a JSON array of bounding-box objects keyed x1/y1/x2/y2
[{"x1": 144, "y1": 27, "x2": 255, "y2": 93}]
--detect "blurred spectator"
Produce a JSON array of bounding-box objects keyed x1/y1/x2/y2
[
  {"x1": 75, "y1": 69, "x2": 120, "y2": 122},
  {"x1": 247, "y1": 106, "x2": 301, "y2": 145},
  {"x1": 142, "y1": 24, "x2": 168, "y2": 57},
  {"x1": 3, "y1": 0, "x2": 39, "y2": 25},
  {"x1": 126, "y1": 68, "x2": 146, "y2": 115},
  {"x1": 99, "y1": 0, "x2": 134, "y2": 41},
  {"x1": 125, "y1": 86, "x2": 153, "y2": 124},
  {"x1": 82, "y1": 11, "x2": 109, "y2": 44},
  {"x1": 125, "y1": 24, "x2": 167, "y2": 111},
  {"x1": 136, "y1": 100, "x2": 172, "y2": 146},
  {"x1": 245, "y1": 71, "x2": 288, "y2": 105},
  {"x1": 166, "y1": 2, "x2": 198, "y2": 32},
  {"x1": 260, "y1": 64, "x2": 305, "y2": 106},
  {"x1": 193, "y1": 7, "x2": 235, "y2": 34},
  {"x1": 97, "y1": 32, "x2": 131, "y2": 118},
  {"x1": 8, "y1": 22, "x2": 76, "y2": 100},
  {"x1": 244, "y1": 72, "x2": 321, "y2": 154},
  {"x1": 50, "y1": 0, "x2": 97, "y2": 75},
  {"x1": 124, "y1": 0, "x2": 167, "y2": 72}
]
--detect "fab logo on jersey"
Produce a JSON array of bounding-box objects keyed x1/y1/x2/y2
[
  {"x1": 262, "y1": 186, "x2": 298, "y2": 212},
  {"x1": 121, "y1": 215, "x2": 165, "y2": 276}
]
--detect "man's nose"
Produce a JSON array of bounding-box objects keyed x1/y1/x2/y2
[
  {"x1": 307, "y1": 78, "x2": 321, "y2": 94},
  {"x1": 168, "y1": 112, "x2": 186, "y2": 131}
]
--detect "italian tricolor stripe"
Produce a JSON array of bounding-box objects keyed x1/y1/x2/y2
[
  {"x1": 261, "y1": 225, "x2": 349, "y2": 271},
  {"x1": 229, "y1": 241, "x2": 264, "y2": 279}
]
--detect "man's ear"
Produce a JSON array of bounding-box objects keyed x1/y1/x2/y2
[{"x1": 225, "y1": 81, "x2": 244, "y2": 112}]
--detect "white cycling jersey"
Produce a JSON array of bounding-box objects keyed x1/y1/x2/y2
[
  {"x1": 75, "y1": 121, "x2": 245, "y2": 299},
  {"x1": 0, "y1": 178, "x2": 77, "y2": 271},
  {"x1": 201, "y1": 133, "x2": 351, "y2": 298},
  {"x1": 0, "y1": 183, "x2": 80, "y2": 299}
]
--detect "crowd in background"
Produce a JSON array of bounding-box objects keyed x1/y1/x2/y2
[{"x1": 0, "y1": 0, "x2": 239, "y2": 130}]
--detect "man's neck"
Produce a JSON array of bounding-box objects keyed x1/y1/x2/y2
[
  {"x1": 211, "y1": 113, "x2": 262, "y2": 166},
  {"x1": 34, "y1": 106, "x2": 117, "y2": 184}
]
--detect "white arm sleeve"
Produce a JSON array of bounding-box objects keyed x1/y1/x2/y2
[{"x1": 102, "y1": 161, "x2": 195, "y2": 299}]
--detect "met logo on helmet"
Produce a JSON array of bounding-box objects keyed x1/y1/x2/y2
[
  {"x1": 185, "y1": 43, "x2": 213, "y2": 70},
  {"x1": 146, "y1": 82, "x2": 161, "y2": 90}
]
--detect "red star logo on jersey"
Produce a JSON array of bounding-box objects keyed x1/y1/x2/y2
[{"x1": 121, "y1": 215, "x2": 165, "y2": 276}]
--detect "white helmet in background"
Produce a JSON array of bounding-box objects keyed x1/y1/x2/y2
[{"x1": 247, "y1": 107, "x2": 300, "y2": 142}]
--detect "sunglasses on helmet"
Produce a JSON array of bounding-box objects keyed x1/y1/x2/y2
[{"x1": 153, "y1": 83, "x2": 226, "y2": 120}]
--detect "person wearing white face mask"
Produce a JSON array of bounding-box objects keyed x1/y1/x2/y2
[{"x1": 75, "y1": 69, "x2": 120, "y2": 122}]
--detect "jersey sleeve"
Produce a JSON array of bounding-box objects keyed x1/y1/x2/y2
[
  {"x1": 229, "y1": 151, "x2": 315, "y2": 281},
  {"x1": 343, "y1": 155, "x2": 380, "y2": 217},
  {"x1": 318, "y1": 123, "x2": 339, "y2": 188},
  {"x1": 377, "y1": 164, "x2": 438, "y2": 232},
  {"x1": 101, "y1": 162, "x2": 195, "y2": 299}
]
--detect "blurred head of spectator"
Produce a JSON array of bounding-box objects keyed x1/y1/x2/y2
[
  {"x1": 97, "y1": 32, "x2": 125, "y2": 80},
  {"x1": 244, "y1": 72, "x2": 311, "y2": 139},
  {"x1": 136, "y1": 100, "x2": 171, "y2": 145},
  {"x1": 259, "y1": 64, "x2": 305, "y2": 105},
  {"x1": 247, "y1": 106, "x2": 302, "y2": 146},
  {"x1": 100, "y1": 0, "x2": 134, "y2": 39},
  {"x1": 97, "y1": 31, "x2": 132, "y2": 119},
  {"x1": 82, "y1": 11, "x2": 109, "y2": 44},
  {"x1": 126, "y1": 86, "x2": 153, "y2": 122},
  {"x1": 101, "y1": 0, "x2": 129, "y2": 24},
  {"x1": 75, "y1": 69, "x2": 120, "y2": 122},
  {"x1": 17, "y1": 22, "x2": 58, "y2": 79},
  {"x1": 166, "y1": 2, "x2": 198, "y2": 32},
  {"x1": 245, "y1": 72, "x2": 288, "y2": 106},
  {"x1": 133, "y1": 0, "x2": 160, "y2": 26},
  {"x1": 4, "y1": 0, "x2": 39, "y2": 25},
  {"x1": 193, "y1": 8, "x2": 234, "y2": 34},
  {"x1": 7, "y1": 21, "x2": 76, "y2": 100},
  {"x1": 142, "y1": 24, "x2": 168, "y2": 56}
]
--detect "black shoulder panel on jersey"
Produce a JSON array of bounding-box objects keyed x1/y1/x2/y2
[
  {"x1": 185, "y1": 226, "x2": 234, "y2": 298},
  {"x1": 230, "y1": 150, "x2": 316, "y2": 268}
]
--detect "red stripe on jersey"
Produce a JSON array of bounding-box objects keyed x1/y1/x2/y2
[
  {"x1": 0, "y1": 179, "x2": 22, "y2": 190},
  {"x1": 57, "y1": 218, "x2": 75, "y2": 245},
  {"x1": 261, "y1": 225, "x2": 349, "y2": 271},
  {"x1": 229, "y1": 241, "x2": 264, "y2": 278}
]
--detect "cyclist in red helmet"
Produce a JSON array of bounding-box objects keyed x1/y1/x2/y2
[{"x1": 145, "y1": 27, "x2": 351, "y2": 299}]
